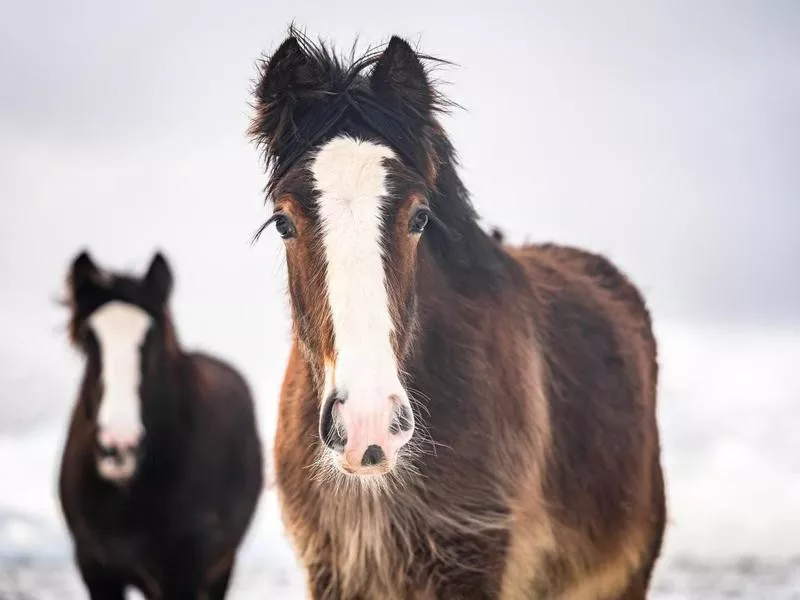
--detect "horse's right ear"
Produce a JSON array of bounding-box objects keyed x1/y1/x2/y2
[
  {"x1": 255, "y1": 36, "x2": 307, "y2": 103},
  {"x1": 249, "y1": 35, "x2": 318, "y2": 154},
  {"x1": 69, "y1": 251, "x2": 103, "y2": 298}
]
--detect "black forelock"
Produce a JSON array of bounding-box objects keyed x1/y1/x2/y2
[{"x1": 73, "y1": 275, "x2": 164, "y2": 328}]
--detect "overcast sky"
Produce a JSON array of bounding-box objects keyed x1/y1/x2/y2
[{"x1": 0, "y1": 1, "x2": 798, "y2": 425}]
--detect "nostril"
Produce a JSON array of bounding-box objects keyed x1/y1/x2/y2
[
  {"x1": 389, "y1": 404, "x2": 414, "y2": 435},
  {"x1": 361, "y1": 445, "x2": 385, "y2": 467},
  {"x1": 96, "y1": 439, "x2": 119, "y2": 460},
  {"x1": 319, "y1": 391, "x2": 347, "y2": 453},
  {"x1": 96, "y1": 433, "x2": 142, "y2": 461},
  {"x1": 96, "y1": 441, "x2": 113, "y2": 459}
]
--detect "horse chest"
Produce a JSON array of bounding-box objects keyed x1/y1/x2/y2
[
  {"x1": 293, "y1": 490, "x2": 430, "y2": 599},
  {"x1": 329, "y1": 498, "x2": 406, "y2": 587},
  {"x1": 313, "y1": 498, "x2": 504, "y2": 600}
]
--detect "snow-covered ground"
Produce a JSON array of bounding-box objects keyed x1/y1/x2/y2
[
  {"x1": 2, "y1": 555, "x2": 800, "y2": 599},
  {"x1": 0, "y1": 318, "x2": 798, "y2": 598}
]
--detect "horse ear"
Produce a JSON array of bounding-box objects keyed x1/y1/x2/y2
[
  {"x1": 249, "y1": 35, "x2": 322, "y2": 152},
  {"x1": 371, "y1": 36, "x2": 433, "y2": 117},
  {"x1": 69, "y1": 251, "x2": 105, "y2": 300},
  {"x1": 255, "y1": 36, "x2": 308, "y2": 102},
  {"x1": 144, "y1": 252, "x2": 173, "y2": 307}
]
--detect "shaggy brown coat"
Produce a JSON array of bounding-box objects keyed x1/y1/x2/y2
[{"x1": 251, "y1": 30, "x2": 666, "y2": 600}]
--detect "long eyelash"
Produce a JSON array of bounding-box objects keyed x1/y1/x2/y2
[{"x1": 250, "y1": 212, "x2": 283, "y2": 246}]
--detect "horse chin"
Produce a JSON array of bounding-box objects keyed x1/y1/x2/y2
[
  {"x1": 336, "y1": 459, "x2": 393, "y2": 477},
  {"x1": 329, "y1": 451, "x2": 398, "y2": 481},
  {"x1": 96, "y1": 456, "x2": 138, "y2": 485}
]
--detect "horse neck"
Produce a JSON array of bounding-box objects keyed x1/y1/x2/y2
[
  {"x1": 412, "y1": 251, "x2": 492, "y2": 359},
  {"x1": 406, "y1": 171, "x2": 526, "y2": 384},
  {"x1": 144, "y1": 318, "x2": 186, "y2": 432},
  {"x1": 139, "y1": 352, "x2": 191, "y2": 467},
  {"x1": 419, "y1": 158, "x2": 520, "y2": 305}
]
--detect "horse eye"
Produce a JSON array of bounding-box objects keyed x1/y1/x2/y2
[
  {"x1": 409, "y1": 209, "x2": 430, "y2": 234},
  {"x1": 274, "y1": 215, "x2": 296, "y2": 239}
]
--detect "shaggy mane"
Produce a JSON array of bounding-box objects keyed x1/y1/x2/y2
[{"x1": 248, "y1": 26, "x2": 454, "y2": 197}]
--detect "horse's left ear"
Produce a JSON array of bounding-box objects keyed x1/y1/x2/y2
[
  {"x1": 144, "y1": 252, "x2": 173, "y2": 307},
  {"x1": 371, "y1": 36, "x2": 433, "y2": 117}
]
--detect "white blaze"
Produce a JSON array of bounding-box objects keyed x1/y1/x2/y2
[
  {"x1": 89, "y1": 301, "x2": 151, "y2": 446},
  {"x1": 311, "y1": 136, "x2": 405, "y2": 411}
]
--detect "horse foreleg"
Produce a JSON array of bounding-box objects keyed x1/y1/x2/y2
[{"x1": 77, "y1": 558, "x2": 126, "y2": 600}]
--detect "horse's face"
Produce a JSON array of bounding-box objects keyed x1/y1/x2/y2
[
  {"x1": 271, "y1": 138, "x2": 430, "y2": 476},
  {"x1": 66, "y1": 251, "x2": 174, "y2": 484},
  {"x1": 252, "y1": 35, "x2": 442, "y2": 477}
]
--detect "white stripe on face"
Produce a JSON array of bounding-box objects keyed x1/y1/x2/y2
[
  {"x1": 89, "y1": 301, "x2": 151, "y2": 453},
  {"x1": 311, "y1": 135, "x2": 413, "y2": 464}
]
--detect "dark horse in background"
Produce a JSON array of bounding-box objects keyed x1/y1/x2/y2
[
  {"x1": 249, "y1": 30, "x2": 666, "y2": 600},
  {"x1": 58, "y1": 251, "x2": 263, "y2": 599}
]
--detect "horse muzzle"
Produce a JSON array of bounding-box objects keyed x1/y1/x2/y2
[{"x1": 319, "y1": 390, "x2": 414, "y2": 476}]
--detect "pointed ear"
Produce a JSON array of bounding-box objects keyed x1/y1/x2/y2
[
  {"x1": 254, "y1": 36, "x2": 309, "y2": 104},
  {"x1": 249, "y1": 34, "x2": 325, "y2": 153},
  {"x1": 68, "y1": 251, "x2": 105, "y2": 299},
  {"x1": 371, "y1": 36, "x2": 433, "y2": 117},
  {"x1": 144, "y1": 252, "x2": 173, "y2": 307}
]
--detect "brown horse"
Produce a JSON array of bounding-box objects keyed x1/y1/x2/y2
[
  {"x1": 58, "y1": 251, "x2": 263, "y2": 599},
  {"x1": 249, "y1": 30, "x2": 666, "y2": 599}
]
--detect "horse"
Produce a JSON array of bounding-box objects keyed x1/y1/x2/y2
[
  {"x1": 58, "y1": 251, "x2": 263, "y2": 599},
  {"x1": 248, "y1": 30, "x2": 666, "y2": 599}
]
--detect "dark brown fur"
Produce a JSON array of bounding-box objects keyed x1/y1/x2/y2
[
  {"x1": 58, "y1": 252, "x2": 263, "y2": 599},
  {"x1": 251, "y1": 30, "x2": 666, "y2": 600}
]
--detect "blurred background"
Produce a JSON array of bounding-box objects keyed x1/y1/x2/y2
[{"x1": 1, "y1": 0, "x2": 798, "y2": 597}]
